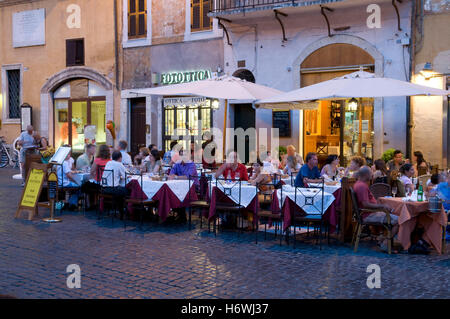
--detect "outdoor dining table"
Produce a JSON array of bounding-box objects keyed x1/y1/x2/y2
[
  {"x1": 272, "y1": 184, "x2": 339, "y2": 232},
  {"x1": 129, "y1": 176, "x2": 198, "y2": 222},
  {"x1": 207, "y1": 180, "x2": 259, "y2": 225},
  {"x1": 378, "y1": 196, "x2": 447, "y2": 253}
]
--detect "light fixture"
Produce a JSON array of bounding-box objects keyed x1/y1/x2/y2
[
  {"x1": 347, "y1": 98, "x2": 358, "y2": 111},
  {"x1": 420, "y1": 62, "x2": 444, "y2": 80},
  {"x1": 211, "y1": 99, "x2": 220, "y2": 109}
]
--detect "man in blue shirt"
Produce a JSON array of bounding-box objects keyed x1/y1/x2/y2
[
  {"x1": 436, "y1": 173, "x2": 450, "y2": 211},
  {"x1": 294, "y1": 152, "x2": 322, "y2": 187}
]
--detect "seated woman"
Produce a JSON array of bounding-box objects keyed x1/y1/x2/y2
[
  {"x1": 90, "y1": 145, "x2": 111, "y2": 183},
  {"x1": 215, "y1": 151, "x2": 249, "y2": 181},
  {"x1": 399, "y1": 163, "x2": 415, "y2": 195},
  {"x1": 344, "y1": 156, "x2": 366, "y2": 178},
  {"x1": 320, "y1": 155, "x2": 340, "y2": 181},
  {"x1": 283, "y1": 155, "x2": 301, "y2": 176},
  {"x1": 144, "y1": 149, "x2": 162, "y2": 175},
  {"x1": 372, "y1": 159, "x2": 389, "y2": 184},
  {"x1": 34, "y1": 133, "x2": 54, "y2": 164},
  {"x1": 249, "y1": 161, "x2": 272, "y2": 190}
]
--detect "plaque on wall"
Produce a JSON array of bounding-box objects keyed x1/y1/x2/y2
[
  {"x1": 272, "y1": 111, "x2": 291, "y2": 137},
  {"x1": 13, "y1": 8, "x2": 46, "y2": 48}
]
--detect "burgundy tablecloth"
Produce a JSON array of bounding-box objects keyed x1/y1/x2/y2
[
  {"x1": 208, "y1": 186, "x2": 259, "y2": 225},
  {"x1": 272, "y1": 188, "x2": 341, "y2": 232},
  {"x1": 152, "y1": 184, "x2": 198, "y2": 222},
  {"x1": 125, "y1": 180, "x2": 198, "y2": 222}
]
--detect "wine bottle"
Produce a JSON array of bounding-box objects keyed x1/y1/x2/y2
[{"x1": 417, "y1": 181, "x2": 424, "y2": 202}]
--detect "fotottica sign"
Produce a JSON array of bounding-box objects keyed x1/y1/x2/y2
[{"x1": 160, "y1": 69, "x2": 212, "y2": 85}]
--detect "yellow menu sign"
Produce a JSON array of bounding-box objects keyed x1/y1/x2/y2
[
  {"x1": 15, "y1": 163, "x2": 47, "y2": 220},
  {"x1": 21, "y1": 169, "x2": 45, "y2": 207}
]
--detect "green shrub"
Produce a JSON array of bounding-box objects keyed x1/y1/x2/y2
[
  {"x1": 278, "y1": 146, "x2": 287, "y2": 156},
  {"x1": 381, "y1": 148, "x2": 395, "y2": 163}
]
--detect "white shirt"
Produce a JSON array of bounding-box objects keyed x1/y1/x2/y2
[
  {"x1": 19, "y1": 131, "x2": 35, "y2": 149},
  {"x1": 399, "y1": 175, "x2": 412, "y2": 186},
  {"x1": 120, "y1": 150, "x2": 132, "y2": 166},
  {"x1": 57, "y1": 161, "x2": 73, "y2": 187},
  {"x1": 67, "y1": 157, "x2": 75, "y2": 170},
  {"x1": 103, "y1": 160, "x2": 126, "y2": 187}
]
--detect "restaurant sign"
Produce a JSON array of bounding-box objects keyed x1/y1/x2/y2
[
  {"x1": 160, "y1": 69, "x2": 212, "y2": 85},
  {"x1": 163, "y1": 97, "x2": 209, "y2": 108}
]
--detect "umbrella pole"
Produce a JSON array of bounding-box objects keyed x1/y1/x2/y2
[
  {"x1": 223, "y1": 99, "x2": 228, "y2": 159},
  {"x1": 358, "y1": 98, "x2": 363, "y2": 156}
]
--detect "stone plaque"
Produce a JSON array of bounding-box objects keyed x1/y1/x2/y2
[{"x1": 13, "y1": 8, "x2": 46, "y2": 48}]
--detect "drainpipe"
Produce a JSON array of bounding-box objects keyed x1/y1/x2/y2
[
  {"x1": 114, "y1": 0, "x2": 120, "y2": 90},
  {"x1": 406, "y1": 0, "x2": 417, "y2": 160}
]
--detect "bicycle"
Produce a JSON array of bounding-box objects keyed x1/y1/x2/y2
[{"x1": 0, "y1": 136, "x2": 20, "y2": 168}]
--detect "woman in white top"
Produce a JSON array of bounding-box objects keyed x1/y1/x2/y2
[
  {"x1": 320, "y1": 155, "x2": 340, "y2": 181},
  {"x1": 399, "y1": 163, "x2": 415, "y2": 195}
]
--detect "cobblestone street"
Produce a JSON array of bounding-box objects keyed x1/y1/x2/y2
[{"x1": 0, "y1": 168, "x2": 448, "y2": 299}]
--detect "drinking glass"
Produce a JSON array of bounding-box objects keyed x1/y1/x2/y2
[
  {"x1": 235, "y1": 171, "x2": 240, "y2": 181},
  {"x1": 392, "y1": 186, "x2": 397, "y2": 197}
]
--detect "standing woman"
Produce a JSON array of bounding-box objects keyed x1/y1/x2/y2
[{"x1": 413, "y1": 151, "x2": 429, "y2": 176}]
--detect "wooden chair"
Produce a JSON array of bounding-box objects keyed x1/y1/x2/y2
[
  {"x1": 255, "y1": 181, "x2": 283, "y2": 245},
  {"x1": 417, "y1": 166, "x2": 428, "y2": 177},
  {"x1": 350, "y1": 188, "x2": 394, "y2": 254},
  {"x1": 418, "y1": 174, "x2": 431, "y2": 188},
  {"x1": 369, "y1": 183, "x2": 391, "y2": 199},
  {"x1": 338, "y1": 177, "x2": 357, "y2": 242}
]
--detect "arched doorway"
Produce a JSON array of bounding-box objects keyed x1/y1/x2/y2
[
  {"x1": 300, "y1": 43, "x2": 376, "y2": 166},
  {"x1": 232, "y1": 69, "x2": 256, "y2": 163},
  {"x1": 41, "y1": 67, "x2": 113, "y2": 153}
]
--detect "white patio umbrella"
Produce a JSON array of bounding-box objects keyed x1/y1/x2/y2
[
  {"x1": 257, "y1": 70, "x2": 450, "y2": 107},
  {"x1": 132, "y1": 75, "x2": 283, "y2": 154}
]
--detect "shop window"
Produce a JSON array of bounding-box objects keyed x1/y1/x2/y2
[
  {"x1": 66, "y1": 39, "x2": 85, "y2": 66},
  {"x1": 128, "y1": 0, "x2": 147, "y2": 38},
  {"x1": 6, "y1": 69, "x2": 21, "y2": 119},
  {"x1": 191, "y1": 0, "x2": 212, "y2": 32}
]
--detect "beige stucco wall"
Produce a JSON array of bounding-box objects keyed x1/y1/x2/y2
[
  {"x1": 412, "y1": 12, "x2": 450, "y2": 168},
  {"x1": 0, "y1": 0, "x2": 118, "y2": 144},
  {"x1": 151, "y1": 0, "x2": 185, "y2": 45}
]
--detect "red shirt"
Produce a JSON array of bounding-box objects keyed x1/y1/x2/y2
[
  {"x1": 353, "y1": 180, "x2": 377, "y2": 218},
  {"x1": 94, "y1": 158, "x2": 111, "y2": 181},
  {"x1": 222, "y1": 163, "x2": 249, "y2": 181}
]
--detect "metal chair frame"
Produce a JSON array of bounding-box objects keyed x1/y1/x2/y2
[
  {"x1": 213, "y1": 177, "x2": 244, "y2": 237},
  {"x1": 188, "y1": 174, "x2": 212, "y2": 230},
  {"x1": 124, "y1": 172, "x2": 156, "y2": 229},
  {"x1": 255, "y1": 181, "x2": 283, "y2": 245}
]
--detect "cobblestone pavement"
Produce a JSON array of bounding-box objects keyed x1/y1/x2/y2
[{"x1": 0, "y1": 168, "x2": 448, "y2": 299}]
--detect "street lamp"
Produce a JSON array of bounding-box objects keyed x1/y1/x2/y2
[
  {"x1": 211, "y1": 99, "x2": 220, "y2": 109},
  {"x1": 420, "y1": 62, "x2": 444, "y2": 80}
]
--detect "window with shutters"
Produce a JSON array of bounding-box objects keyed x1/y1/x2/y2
[
  {"x1": 191, "y1": 0, "x2": 212, "y2": 32},
  {"x1": 7, "y1": 69, "x2": 21, "y2": 119},
  {"x1": 66, "y1": 39, "x2": 85, "y2": 67},
  {"x1": 128, "y1": 0, "x2": 147, "y2": 39}
]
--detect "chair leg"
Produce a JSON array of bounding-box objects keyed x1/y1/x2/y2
[
  {"x1": 188, "y1": 207, "x2": 192, "y2": 230},
  {"x1": 387, "y1": 229, "x2": 392, "y2": 255},
  {"x1": 354, "y1": 224, "x2": 362, "y2": 252}
]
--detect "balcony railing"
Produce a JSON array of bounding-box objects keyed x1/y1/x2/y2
[{"x1": 211, "y1": 0, "x2": 301, "y2": 13}]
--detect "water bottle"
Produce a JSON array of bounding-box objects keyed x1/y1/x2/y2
[{"x1": 417, "y1": 182, "x2": 424, "y2": 202}]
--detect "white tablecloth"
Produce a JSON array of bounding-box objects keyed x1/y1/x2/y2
[
  {"x1": 73, "y1": 173, "x2": 91, "y2": 186},
  {"x1": 281, "y1": 180, "x2": 341, "y2": 195},
  {"x1": 133, "y1": 177, "x2": 193, "y2": 202},
  {"x1": 277, "y1": 185, "x2": 335, "y2": 215},
  {"x1": 210, "y1": 180, "x2": 257, "y2": 208}
]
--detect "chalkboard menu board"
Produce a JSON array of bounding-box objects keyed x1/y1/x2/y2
[{"x1": 272, "y1": 111, "x2": 291, "y2": 137}]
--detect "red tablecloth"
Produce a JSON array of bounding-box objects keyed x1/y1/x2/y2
[
  {"x1": 208, "y1": 186, "x2": 259, "y2": 225},
  {"x1": 378, "y1": 197, "x2": 447, "y2": 253},
  {"x1": 272, "y1": 188, "x2": 341, "y2": 232},
  {"x1": 126, "y1": 180, "x2": 198, "y2": 222}
]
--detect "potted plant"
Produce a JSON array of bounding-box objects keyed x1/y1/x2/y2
[{"x1": 381, "y1": 148, "x2": 395, "y2": 163}]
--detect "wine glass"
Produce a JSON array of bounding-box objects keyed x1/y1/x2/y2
[{"x1": 392, "y1": 186, "x2": 397, "y2": 197}]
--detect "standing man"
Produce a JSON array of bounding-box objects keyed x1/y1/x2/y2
[
  {"x1": 117, "y1": 140, "x2": 132, "y2": 166},
  {"x1": 294, "y1": 152, "x2": 322, "y2": 187},
  {"x1": 387, "y1": 150, "x2": 407, "y2": 172},
  {"x1": 17, "y1": 125, "x2": 38, "y2": 186}
]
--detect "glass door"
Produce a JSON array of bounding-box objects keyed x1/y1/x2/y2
[{"x1": 70, "y1": 101, "x2": 88, "y2": 153}]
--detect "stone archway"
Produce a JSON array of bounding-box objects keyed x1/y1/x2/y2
[
  {"x1": 40, "y1": 67, "x2": 114, "y2": 145},
  {"x1": 292, "y1": 34, "x2": 385, "y2": 159}
]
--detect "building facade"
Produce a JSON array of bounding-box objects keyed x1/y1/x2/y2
[
  {"x1": 0, "y1": 0, "x2": 120, "y2": 153},
  {"x1": 411, "y1": 0, "x2": 450, "y2": 168},
  {"x1": 120, "y1": 0, "x2": 225, "y2": 156}
]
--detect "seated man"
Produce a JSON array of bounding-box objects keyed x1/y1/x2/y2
[
  {"x1": 353, "y1": 166, "x2": 400, "y2": 252},
  {"x1": 215, "y1": 151, "x2": 249, "y2": 181},
  {"x1": 294, "y1": 152, "x2": 322, "y2": 187},
  {"x1": 57, "y1": 151, "x2": 81, "y2": 210},
  {"x1": 435, "y1": 172, "x2": 450, "y2": 212},
  {"x1": 76, "y1": 144, "x2": 96, "y2": 171},
  {"x1": 102, "y1": 151, "x2": 129, "y2": 218}
]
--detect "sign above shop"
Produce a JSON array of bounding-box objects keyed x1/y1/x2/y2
[
  {"x1": 160, "y1": 69, "x2": 212, "y2": 85},
  {"x1": 163, "y1": 97, "x2": 209, "y2": 108}
]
